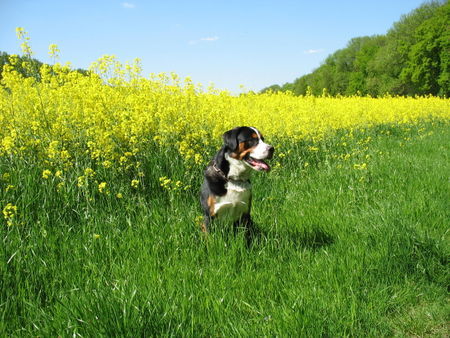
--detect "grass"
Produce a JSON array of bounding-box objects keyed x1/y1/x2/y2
[{"x1": 1, "y1": 121, "x2": 449, "y2": 336}]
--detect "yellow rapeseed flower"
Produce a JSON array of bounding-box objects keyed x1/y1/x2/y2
[
  {"x1": 42, "y1": 169, "x2": 52, "y2": 179},
  {"x1": 48, "y1": 43, "x2": 60, "y2": 59},
  {"x1": 353, "y1": 163, "x2": 368, "y2": 170},
  {"x1": 131, "y1": 179, "x2": 139, "y2": 189},
  {"x1": 84, "y1": 168, "x2": 96, "y2": 177},
  {"x1": 56, "y1": 182, "x2": 65, "y2": 192},
  {"x1": 77, "y1": 176, "x2": 87, "y2": 187},
  {"x1": 98, "y1": 182, "x2": 107, "y2": 193},
  {"x1": 2, "y1": 203, "x2": 18, "y2": 226}
]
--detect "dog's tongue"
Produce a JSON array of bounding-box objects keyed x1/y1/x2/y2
[{"x1": 248, "y1": 158, "x2": 270, "y2": 171}]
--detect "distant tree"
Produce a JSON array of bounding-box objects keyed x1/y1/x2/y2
[
  {"x1": 290, "y1": 75, "x2": 309, "y2": 95},
  {"x1": 0, "y1": 52, "x2": 8, "y2": 70},
  {"x1": 369, "y1": 1, "x2": 442, "y2": 95},
  {"x1": 281, "y1": 82, "x2": 295, "y2": 93},
  {"x1": 75, "y1": 68, "x2": 91, "y2": 77},
  {"x1": 350, "y1": 35, "x2": 386, "y2": 95},
  {"x1": 260, "y1": 84, "x2": 282, "y2": 93},
  {"x1": 401, "y1": 1, "x2": 449, "y2": 96}
]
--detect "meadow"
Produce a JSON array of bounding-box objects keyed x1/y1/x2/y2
[{"x1": 1, "y1": 35, "x2": 449, "y2": 336}]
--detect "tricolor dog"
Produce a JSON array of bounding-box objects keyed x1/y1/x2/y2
[{"x1": 200, "y1": 127, "x2": 274, "y2": 235}]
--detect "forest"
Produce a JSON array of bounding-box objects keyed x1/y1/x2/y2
[{"x1": 262, "y1": 1, "x2": 449, "y2": 97}]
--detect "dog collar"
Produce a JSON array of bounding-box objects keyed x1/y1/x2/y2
[{"x1": 212, "y1": 161, "x2": 229, "y2": 182}]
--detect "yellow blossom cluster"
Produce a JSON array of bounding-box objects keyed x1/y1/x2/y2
[
  {"x1": 2, "y1": 203, "x2": 17, "y2": 226},
  {"x1": 1, "y1": 30, "x2": 449, "y2": 180},
  {"x1": 159, "y1": 176, "x2": 191, "y2": 192}
]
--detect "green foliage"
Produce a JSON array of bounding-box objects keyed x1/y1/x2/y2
[
  {"x1": 262, "y1": 84, "x2": 282, "y2": 93},
  {"x1": 401, "y1": 2, "x2": 450, "y2": 96},
  {"x1": 262, "y1": 1, "x2": 449, "y2": 97}
]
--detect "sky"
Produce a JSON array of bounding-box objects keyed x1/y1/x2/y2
[{"x1": 1, "y1": 0, "x2": 427, "y2": 92}]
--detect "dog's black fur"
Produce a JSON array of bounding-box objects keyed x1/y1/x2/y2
[{"x1": 200, "y1": 127, "x2": 274, "y2": 238}]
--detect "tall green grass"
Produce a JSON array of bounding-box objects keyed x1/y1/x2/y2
[{"x1": 1, "y1": 121, "x2": 449, "y2": 336}]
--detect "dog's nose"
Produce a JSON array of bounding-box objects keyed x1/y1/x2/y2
[{"x1": 267, "y1": 146, "x2": 274, "y2": 159}]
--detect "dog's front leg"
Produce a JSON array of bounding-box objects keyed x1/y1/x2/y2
[{"x1": 201, "y1": 215, "x2": 212, "y2": 233}]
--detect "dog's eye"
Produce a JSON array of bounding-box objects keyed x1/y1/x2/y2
[{"x1": 245, "y1": 139, "x2": 257, "y2": 148}]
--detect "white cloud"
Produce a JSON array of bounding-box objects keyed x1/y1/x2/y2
[
  {"x1": 304, "y1": 49, "x2": 324, "y2": 54},
  {"x1": 200, "y1": 36, "x2": 219, "y2": 42},
  {"x1": 189, "y1": 36, "x2": 219, "y2": 45},
  {"x1": 122, "y1": 2, "x2": 136, "y2": 9}
]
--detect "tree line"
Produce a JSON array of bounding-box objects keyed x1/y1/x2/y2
[{"x1": 262, "y1": 1, "x2": 449, "y2": 97}]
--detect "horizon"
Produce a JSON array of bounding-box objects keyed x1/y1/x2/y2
[{"x1": 1, "y1": 0, "x2": 427, "y2": 92}]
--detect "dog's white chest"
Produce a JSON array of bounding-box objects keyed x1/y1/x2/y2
[{"x1": 214, "y1": 180, "x2": 251, "y2": 221}]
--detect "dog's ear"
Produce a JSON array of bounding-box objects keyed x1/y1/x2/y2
[{"x1": 222, "y1": 127, "x2": 242, "y2": 151}]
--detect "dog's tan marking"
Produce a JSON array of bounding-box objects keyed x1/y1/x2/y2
[
  {"x1": 230, "y1": 142, "x2": 245, "y2": 159},
  {"x1": 207, "y1": 195, "x2": 216, "y2": 216},
  {"x1": 231, "y1": 142, "x2": 257, "y2": 160},
  {"x1": 238, "y1": 145, "x2": 256, "y2": 160}
]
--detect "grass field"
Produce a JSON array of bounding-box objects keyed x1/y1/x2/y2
[{"x1": 1, "y1": 119, "x2": 449, "y2": 336}]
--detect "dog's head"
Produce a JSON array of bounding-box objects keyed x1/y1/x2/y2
[{"x1": 222, "y1": 126, "x2": 274, "y2": 172}]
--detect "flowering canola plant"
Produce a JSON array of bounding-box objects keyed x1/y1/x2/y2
[
  {"x1": 1, "y1": 30, "x2": 449, "y2": 175},
  {"x1": 1, "y1": 57, "x2": 449, "y2": 165}
]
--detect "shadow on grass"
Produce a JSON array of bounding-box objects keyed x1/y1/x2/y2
[
  {"x1": 249, "y1": 224, "x2": 335, "y2": 251},
  {"x1": 200, "y1": 219, "x2": 335, "y2": 252}
]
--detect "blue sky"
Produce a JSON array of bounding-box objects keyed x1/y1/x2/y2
[{"x1": 1, "y1": 0, "x2": 426, "y2": 92}]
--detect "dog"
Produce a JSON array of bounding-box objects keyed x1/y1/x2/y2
[{"x1": 200, "y1": 126, "x2": 274, "y2": 236}]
